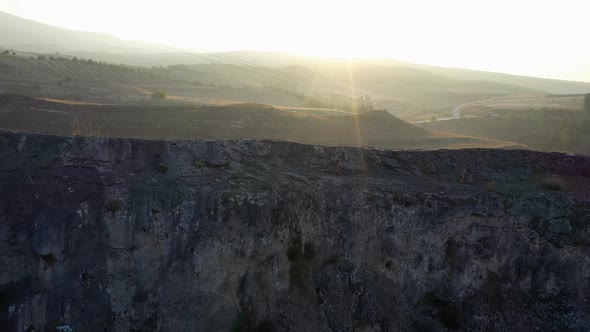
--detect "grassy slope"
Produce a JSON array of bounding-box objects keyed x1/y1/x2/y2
[
  {"x1": 148, "y1": 63, "x2": 543, "y2": 120},
  {"x1": 0, "y1": 55, "x2": 305, "y2": 106},
  {"x1": 0, "y1": 54, "x2": 159, "y2": 82},
  {"x1": 409, "y1": 63, "x2": 590, "y2": 94},
  {"x1": 0, "y1": 11, "x2": 167, "y2": 53}
]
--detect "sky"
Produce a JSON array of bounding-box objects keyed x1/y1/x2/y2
[{"x1": 0, "y1": 0, "x2": 589, "y2": 81}]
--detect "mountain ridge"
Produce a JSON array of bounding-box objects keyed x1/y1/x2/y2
[{"x1": 0, "y1": 11, "x2": 170, "y2": 53}]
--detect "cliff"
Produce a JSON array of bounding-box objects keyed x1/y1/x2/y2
[{"x1": 1, "y1": 130, "x2": 590, "y2": 331}]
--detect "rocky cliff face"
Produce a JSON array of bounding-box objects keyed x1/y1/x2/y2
[{"x1": 1, "y1": 130, "x2": 590, "y2": 332}]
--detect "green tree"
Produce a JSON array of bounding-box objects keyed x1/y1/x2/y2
[
  {"x1": 151, "y1": 90, "x2": 167, "y2": 100},
  {"x1": 584, "y1": 93, "x2": 590, "y2": 112}
]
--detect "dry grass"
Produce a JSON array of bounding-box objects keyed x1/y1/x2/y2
[
  {"x1": 38, "y1": 98, "x2": 103, "y2": 106},
  {"x1": 166, "y1": 95, "x2": 238, "y2": 105},
  {"x1": 71, "y1": 117, "x2": 101, "y2": 136},
  {"x1": 460, "y1": 95, "x2": 584, "y2": 116}
]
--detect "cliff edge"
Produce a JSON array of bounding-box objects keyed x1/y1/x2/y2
[{"x1": 1, "y1": 130, "x2": 590, "y2": 331}]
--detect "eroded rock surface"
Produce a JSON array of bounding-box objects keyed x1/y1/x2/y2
[{"x1": 1, "y1": 130, "x2": 590, "y2": 331}]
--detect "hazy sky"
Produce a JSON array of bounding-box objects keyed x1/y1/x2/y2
[{"x1": 1, "y1": 0, "x2": 589, "y2": 81}]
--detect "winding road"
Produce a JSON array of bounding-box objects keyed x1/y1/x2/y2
[{"x1": 413, "y1": 95, "x2": 511, "y2": 124}]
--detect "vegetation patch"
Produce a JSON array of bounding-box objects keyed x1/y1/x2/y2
[
  {"x1": 194, "y1": 160, "x2": 206, "y2": 168},
  {"x1": 444, "y1": 240, "x2": 459, "y2": 272},
  {"x1": 287, "y1": 230, "x2": 316, "y2": 287},
  {"x1": 157, "y1": 162, "x2": 168, "y2": 173},
  {"x1": 104, "y1": 198, "x2": 124, "y2": 213},
  {"x1": 38, "y1": 159, "x2": 55, "y2": 169},
  {"x1": 414, "y1": 293, "x2": 463, "y2": 330},
  {"x1": 252, "y1": 319, "x2": 277, "y2": 332},
  {"x1": 541, "y1": 175, "x2": 565, "y2": 191},
  {"x1": 80, "y1": 270, "x2": 90, "y2": 288},
  {"x1": 71, "y1": 117, "x2": 102, "y2": 136},
  {"x1": 323, "y1": 255, "x2": 339, "y2": 266},
  {"x1": 485, "y1": 181, "x2": 498, "y2": 192},
  {"x1": 570, "y1": 212, "x2": 590, "y2": 246},
  {"x1": 40, "y1": 253, "x2": 58, "y2": 268},
  {"x1": 151, "y1": 90, "x2": 167, "y2": 100},
  {"x1": 230, "y1": 315, "x2": 244, "y2": 332}
]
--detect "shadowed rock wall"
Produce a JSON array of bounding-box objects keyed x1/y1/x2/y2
[{"x1": 1, "y1": 130, "x2": 590, "y2": 331}]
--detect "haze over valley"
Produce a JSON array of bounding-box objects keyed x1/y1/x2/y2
[
  {"x1": 0, "y1": 9, "x2": 589, "y2": 153},
  {"x1": 1, "y1": 2, "x2": 590, "y2": 331}
]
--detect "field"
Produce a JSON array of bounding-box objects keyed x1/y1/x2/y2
[
  {"x1": 425, "y1": 106, "x2": 590, "y2": 154},
  {"x1": 0, "y1": 53, "x2": 572, "y2": 121},
  {"x1": 0, "y1": 94, "x2": 523, "y2": 150},
  {"x1": 0, "y1": 51, "x2": 588, "y2": 154},
  {"x1": 456, "y1": 94, "x2": 585, "y2": 116}
]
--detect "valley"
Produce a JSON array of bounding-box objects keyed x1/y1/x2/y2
[{"x1": 1, "y1": 7, "x2": 589, "y2": 332}]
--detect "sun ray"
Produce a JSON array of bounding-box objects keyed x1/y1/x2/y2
[{"x1": 346, "y1": 61, "x2": 363, "y2": 147}]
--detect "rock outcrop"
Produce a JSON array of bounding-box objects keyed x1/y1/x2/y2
[{"x1": 1, "y1": 130, "x2": 590, "y2": 331}]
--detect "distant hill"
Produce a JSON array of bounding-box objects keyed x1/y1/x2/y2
[
  {"x1": 410, "y1": 64, "x2": 590, "y2": 95},
  {"x1": 65, "y1": 50, "x2": 331, "y2": 68},
  {"x1": 0, "y1": 11, "x2": 168, "y2": 53},
  {"x1": 1, "y1": 10, "x2": 588, "y2": 96},
  {"x1": 152, "y1": 63, "x2": 542, "y2": 114},
  {"x1": 278, "y1": 63, "x2": 541, "y2": 95},
  {"x1": 0, "y1": 53, "x2": 173, "y2": 103},
  {"x1": 0, "y1": 53, "x2": 161, "y2": 82},
  {"x1": 0, "y1": 52, "x2": 553, "y2": 118},
  {"x1": 1, "y1": 11, "x2": 588, "y2": 116}
]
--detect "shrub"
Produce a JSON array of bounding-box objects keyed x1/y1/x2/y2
[
  {"x1": 38, "y1": 159, "x2": 54, "y2": 169},
  {"x1": 485, "y1": 181, "x2": 498, "y2": 192},
  {"x1": 445, "y1": 240, "x2": 458, "y2": 271},
  {"x1": 40, "y1": 253, "x2": 58, "y2": 267},
  {"x1": 541, "y1": 175, "x2": 565, "y2": 191},
  {"x1": 287, "y1": 236, "x2": 302, "y2": 261},
  {"x1": 104, "y1": 199, "x2": 124, "y2": 213},
  {"x1": 151, "y1": 90, "x2": 167, "y2": 100},
  {"x1": 157, "y1": 163, "x2": 168, "y2": 173},
  {"x1": 287, "y1": 232, "x2": 315, "y2": 286},
  {"x1": 230, "y1": 315, "x2": 244, "y2": 332}
]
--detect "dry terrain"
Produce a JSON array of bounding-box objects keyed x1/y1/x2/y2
[
  {"x1": 0, "y1": 94, "x2": 523, "y2": 150},
  {"x1": 455, "y1": 94, "x2": 585, "y2": 117}
]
